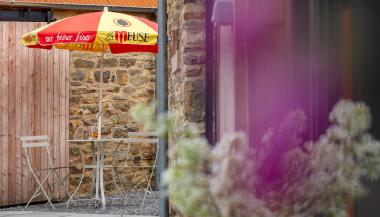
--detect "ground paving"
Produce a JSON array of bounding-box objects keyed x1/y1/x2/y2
[
  {"x1": 0, "y1": 211, "x2": 157, "y2": 217},
  {"x1": 0, "y1": 193, "x2": 159, "y2": 217}
]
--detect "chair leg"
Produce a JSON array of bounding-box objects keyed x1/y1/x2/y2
[
  {"x1": 24, "y1": 148, "x2": 55, "y2": 210},
  {"x1": 24, "y1": 186, "x2": 42, "y2": 209},
  {"x1": 48, "y1": 168, "x2": 72, "y2": 202},
  {"x1": 66, "y1": 167, "x2": 86, "y2": 208},
  {"x1": 111, "y1": 141, "x2": 128, "y2": 203},
  {"x1": 142, "y1": 167, "x2": 156, "y2": 207},
  {"x1": 31, "y1": 169, "x2": 55, "y2": 209}
]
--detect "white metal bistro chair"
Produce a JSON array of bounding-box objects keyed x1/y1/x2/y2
[
  {"x1": 111, "y1": 132, "x2": 159, "y2": 206},
  {"x1": 20, "y1": 135, "x2": 72, "y2": 209}
]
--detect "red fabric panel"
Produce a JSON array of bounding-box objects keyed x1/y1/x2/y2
[
  {"x1": 109, "y1": 44, "x2": 158, "y2": 53},
  {"x1": 38, "y1": 12, "x2": 103, "y2": 45},
  {"x1": 27, "y1": 44, "x2": 53, "y2": 50}
]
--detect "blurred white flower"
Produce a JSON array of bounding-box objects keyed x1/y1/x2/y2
[{"x1": 130, "y1": 100, "x2": 380, "y2": 217}]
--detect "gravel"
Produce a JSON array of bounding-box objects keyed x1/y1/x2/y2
[{"x1": 1, "y1": 192, "x2": 159, "y2": 216}]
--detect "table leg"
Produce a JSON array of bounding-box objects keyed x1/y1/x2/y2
[
  {"x1": 95, "y1": 142, "x2": 100, "y2": 200},
  {"x1": 99, "y1": 141, "x2": 106, "y2": 210},
  {"x1": 91, "y1": 142, "x2": 96, "y2": 195}
]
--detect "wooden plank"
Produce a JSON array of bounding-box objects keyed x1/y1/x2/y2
[
  {"x1": 20, "y1": 21, "x2": 29, "y2": 204},
  {"x1": 40, "y1": 24, "x2": 49, "y2": 201},
  {"x1": 8, "y1": 22, "x2": 16, "y2": 205},
  {"x1": 53, "y1": 47, "x2": 60, "y2": 199},
  {"x1": 32, "y1": 22, "x2": 42, "y2": 201},
  {"x1": 65, "y1": 50, "x2": 70, "y2": 195},
  {"x1": 59, "y1": 50, "x2": 66, "y2": 198},
  {"x1": 27, "y1": 22, "x2": 36, "y2": 201},
  {"x1": 0, "y1": 22, "x2": 3, "y2": 207},
  {"x1": 15, "y1": 22, "x2": 23, "y2": 204},
  {"x1": 47, "y1": 43, "x2": 54, "y2": 200},
  {"x1": 1, "y1": 21, "x2": 9, "y2": 206}
]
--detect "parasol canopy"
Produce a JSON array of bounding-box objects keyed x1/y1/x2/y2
[{"x1": 21, "y1": 8, "x2": 158, "y2": 53}]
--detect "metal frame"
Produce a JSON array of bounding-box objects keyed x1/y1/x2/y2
[
  {"x1": 66, "y1": 136, "x2": 159, "y2": 210},
  {"x1": 111, "y1": 132, "x2": 159, "y2": 207},
  {"x1": 20, "y1": 135, "x2": 72, "y2": 209}
]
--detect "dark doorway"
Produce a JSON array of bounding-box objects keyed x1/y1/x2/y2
[{"x1": 352, "y1": 1, "x2": 380, "y2": 216}]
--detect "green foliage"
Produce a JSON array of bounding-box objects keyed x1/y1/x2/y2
[
  {"x1": 130, "y1": 103, "x2": 218, "y2": 217},
  {"x1": 130, "y1": 100, "x2": 380, "y2": 217}
]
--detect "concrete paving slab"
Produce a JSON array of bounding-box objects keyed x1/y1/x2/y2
[
  {"x1": 0, "y1": 211, "x2": 38, "y2": 216},
  {"x1": 64, "y1": 214, "x2": 121, "y2": 217},
  {"x1": 0, "y1": 211, "x2": 158, "y2": 217},
  {"x1": 0, "y1": 211, "x2": 70, "y2": 217}
]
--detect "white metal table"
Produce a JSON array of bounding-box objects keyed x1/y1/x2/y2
[{"x1": 66, "y1": 137, "x2": 159, "y2": 210}]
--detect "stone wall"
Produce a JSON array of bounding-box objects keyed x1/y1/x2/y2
[
  {"x1": 167, "y1": 0, "x2": 206, "y2": 216},
  {"x1": 69, "y1": 51, "x2": 156, "y2": 195},
  {"x1": 167, "y1": 0, "x2": 206, "y2": 140}
]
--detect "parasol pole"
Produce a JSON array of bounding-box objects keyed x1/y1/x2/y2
[
  {"x1": 98, "y1": 52, "x2": 104, "y2": 141},
  {"x1": 95, "y1": 51, "x2": 104, "y2": 203}
]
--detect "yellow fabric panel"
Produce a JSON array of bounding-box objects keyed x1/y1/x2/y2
[
  {"x1": 95, "y1": 11, "x2": 158, "y2": 45},
  {"x1": 55, "y1": 42, "x2": 108, "y2": 52}
]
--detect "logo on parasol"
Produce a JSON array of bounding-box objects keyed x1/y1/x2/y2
[{"x1": 113, "y1": 18, "x2": 131, "y2": 27}]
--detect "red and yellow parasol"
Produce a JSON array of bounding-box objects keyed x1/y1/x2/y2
[
  {"x1": 21, "y1": 7, "x2": 158, "y2": 53},
  {"x1": 21, "y1": 7, "x2": 158, "y2": 142}
]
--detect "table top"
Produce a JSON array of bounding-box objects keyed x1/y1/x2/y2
[{"x1": 67, "y1": 138, "x2": 159, "y2": 143}]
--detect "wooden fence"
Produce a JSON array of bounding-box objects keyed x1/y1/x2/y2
[{"x1": 0, "y1": 21, "x2": 70, "y2": 206}]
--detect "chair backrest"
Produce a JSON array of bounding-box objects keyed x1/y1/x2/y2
[
  {"x1": 20, "y1": 135, "x2": 49, "y2": 148},
  {"x1": 20, "y1": 135, "x2": 54, "y2": 169}
]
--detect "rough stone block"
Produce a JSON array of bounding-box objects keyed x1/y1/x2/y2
[
  {"x1": 116, "y1": 70, "x2": 129, "y2": 85},
  {"x1": 112, "y1": 102, "x2": 131, "y2": 112},
  {"x1": 71, "y1": 69, "x2": 86, "y2": 81},
  {"x1": 183, "y1": 20, "x2": 206, "y2": 30},
  {"x1": 119, "y1": 58, "x2": 136, "y2": 67},
  {"x1": 143, "y1": 60, "x2": 156, "y2": 70},
  {"x1": 184, "y1": 80, "x2": 205, "y2": 122},
  {"x1": 183, "y1": 52, "x2": 206, "y2": 65},
  {"x1": 184, "y1": 65, "x2": 203, "y2": 77},
  {"x1": 74, "y1": 59, "x2": 95, "y2": 68},
  {"x1": 94, "y1": 70, "x2": 111, "y2": 83},
  {"x1": 97, "y1": 58, "x2": 118, "y2": 68},
  {"x1": 128, "y1": 69, "x2": 143, "y2": 76},
  {"x1": 130, "y1": 75, "x2": 150, "y2": 87}
]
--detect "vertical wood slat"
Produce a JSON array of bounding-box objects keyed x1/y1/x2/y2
[
  {"x1": 1, "y1": 21, "x2": 9, "y2": 207},
  {"x1": 0, "y1": 21, "x2": 70, "y2": 207},
  {"x1": 47, "y1": 45, "x2": 54, "y2": 201},
  {"x1": 0, "y1": 22, "x2": 3, "y2": 207},
  {"x1": 33, "y1": 22, "x2": 42, "y2": 201},
  {"x1": 8, "y1": 22, "x2": 16, "y2": 206},
  {"x1": 65, "y1": 50, "x2": 70, "y2": 194},
  {"x1": 40, "y1": 22, "x2": 49, "y2": 201},
  {"x1": 21, "y1": 21, "x2": 29, "y2": 204},
  {"x1": 59, "y1": 50, "x2": 66, "y2": 198},
  {"x1": 15, "y1": 22, "x2": 22, "y2": 204},
  {"x1": 27, "y1": 22, "x2": 35, "y2": 202},
  {"x1": 53, "y1": 47, "x2": 60, "y2": 199}
]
